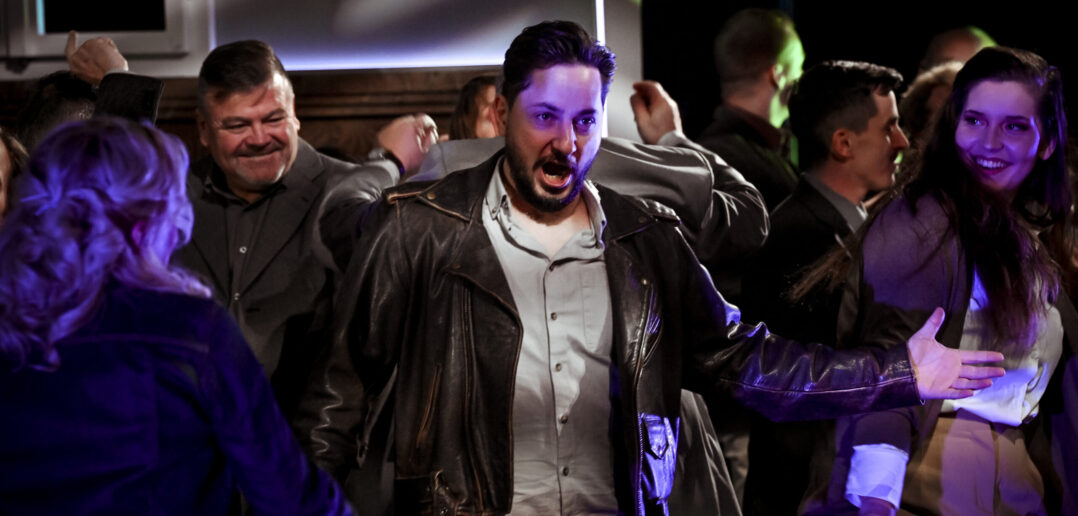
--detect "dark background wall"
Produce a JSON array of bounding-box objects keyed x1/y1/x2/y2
[{"x1": 644, "y1": 0, "x2": 1076, "y2": 139}]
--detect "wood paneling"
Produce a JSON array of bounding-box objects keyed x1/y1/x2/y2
[{"x1": 1, "y1": 65, "x2": 500, "y2": 162}]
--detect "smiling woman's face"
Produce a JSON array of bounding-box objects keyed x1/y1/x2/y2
[{"x1": 954, "y1": 80, "x2": 1054, "y2": 198}]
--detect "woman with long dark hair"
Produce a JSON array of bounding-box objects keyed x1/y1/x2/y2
[
  {"x1": 801, "y1": 47, "x2": 1077, "y2": 515},
  {"x1": 0, "y1": 118, "x2": 351, "y2": 515}
]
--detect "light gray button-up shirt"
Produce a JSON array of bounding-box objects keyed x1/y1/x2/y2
[{"x1": 481, "y1": 162, "x2": 617, "y2": 515}]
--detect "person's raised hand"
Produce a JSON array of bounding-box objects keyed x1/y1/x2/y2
[
  {"x1": 629, "y1": 80, "x2": 682, "y2": 144},
  {"x1": 377, "y1": 114, "x2": 439, "y2": 176},
  {"x1": 66, "y1": 31, "x2": 128, "y2": 86}
]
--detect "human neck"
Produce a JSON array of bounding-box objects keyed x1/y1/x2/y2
[
  {"x1": 725, "y1": 88, "x2": 783, "y2": 129},
  {"x1": 807, "y1": 165, "x2": 869, "y2": 205}
]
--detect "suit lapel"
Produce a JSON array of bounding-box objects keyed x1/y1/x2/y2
[
  {"x1": 238, "y1": 142, "x2": 324, "y2": 292},
  {"x1": 796, "y1": 181, "x2": 855, "y2": 238},
  {"x1": 444, "y1": 219, "x2": 519, "y2": 318},
  {"x1": 430, "y1": 156, "x2": 519, "y2": 317}
]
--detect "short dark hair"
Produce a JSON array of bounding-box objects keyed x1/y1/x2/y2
[
  {"x1": 919, "y1": 26, "x2": 996, "y2": 71},
  {"x1": 501, "y1": 20, "x2": 616, "y2": 107},
  {"x1": 714, "y1": 9, "x2": 798, "y2": 96},
  {"x1": 789, "y1": 61, "x2": 903, "y2": 170},
  {"x1": 15, "y1": 71, "x2": 96, "y2": 151},
  {"x1": 197, "y1": 40, "x2": 290, "y2": 112},
  {"x1": 449, "y1": 75, "x2": 498, "y2": 140}
]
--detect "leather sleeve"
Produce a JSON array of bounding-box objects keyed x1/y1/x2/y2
[
  {"x1": 95, "y1": 73, "x2": 163, "y2": 124},
  {"x1": 315, "y1": 158, "x2": 400, "y2": 272},
  {"x1": 670, "y1": 225, "x2": 921, "y2": 422},
  {"x1": 656, "y1": 132, "x2": 769, "y2": 265},
  {"x1": 298, "y1": 197, "x2": 410, "y2": 481}
]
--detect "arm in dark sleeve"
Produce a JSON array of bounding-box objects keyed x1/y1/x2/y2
[
  {"x1": 94, "y1": 73, "x2": 163, "y2": 123},
  {"x1": 669, "y1": 229, "x2": 919, "y2": 422},
  {"x1": 315, "y1": 159, "x2": 400, "y2": 272},
  {"x1": 658, "y1": 132, "x2": 769, "y2": 265},
  {"x1": 299, "y1": 198, "x2": 411, "y2": 481},
  {"x1": 199, "y1": 303, "x2": 353, "y2": 515}
]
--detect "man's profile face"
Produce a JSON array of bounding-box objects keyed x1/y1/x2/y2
[
  {"x1": 197, "y1": 72, "x2": 300, "y2": 201},
  {"x1": 848, "y1": 91, "x2": 909, "y2": 191},
  {"x1": 502, "y1": 63, "x2": 603, "y2": 215}
]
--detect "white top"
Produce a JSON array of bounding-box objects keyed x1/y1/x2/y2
[{"x1": 846, "y1": 271, "x2": 1063, "y2": 508}]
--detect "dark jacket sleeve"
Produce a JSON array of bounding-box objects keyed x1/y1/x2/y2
[
  {"x1": 637, "y1": 213, "x2": 922, "y2": 422},
  {"x1": 299, "y1": 196, "x2": 410, "y2": 480},
  {"x1": 94, "y1": 73, "x2": 164, "y2": 124},
  {"x1": 198, "y1": 301, "x2": 353, "y2": 515},
  {"x1": 315, "y1": 159, "x2": 400, "y2": 272},
  {"x1": 662, "y1": 133, "x2": 769, "y2": 265}
]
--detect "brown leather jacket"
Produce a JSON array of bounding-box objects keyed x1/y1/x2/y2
[{"x1": 301, "y1": 152, "x2": 921, "y2": 516}]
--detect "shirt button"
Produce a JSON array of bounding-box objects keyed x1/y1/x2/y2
[
  {"x1": 238, "y1": 246, "x2": 248, "y2": 254},
  {"x1": 562, "y1": 467, "x2": 570, "y2": 476},
  {"x1": 554, "y1": 363, "x2": 562, "y2": 372},
  {"x1": 550, "y1": 312, "x2": 557, "y2": 321},
  {"x1": 559, "y1": 414, "x2": 568, "y2": 424},
  {"x1": 232, "y1": 292, "x2": 240, "y2": 301}
]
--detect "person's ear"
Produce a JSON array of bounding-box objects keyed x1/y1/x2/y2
[
  {"x1": 196, "y1": 109, "x2": 210, "y2": 148},
  {"x1": 831, "y1": 128, "x2": 854, "y2": 160},
  {"x1": 766, "y1": 64, "x2": 782, "y2": 91},
  {"x1": 493, "y1": 94, "x2": 508, "y2": 136},
  {"x1": 1039, "y1": 136, "x2": 1057, "y2": 161}
]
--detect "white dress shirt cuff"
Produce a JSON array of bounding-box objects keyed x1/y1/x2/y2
[{"x1": 845, "y1": 444, "x2": 909, "y2": 509}]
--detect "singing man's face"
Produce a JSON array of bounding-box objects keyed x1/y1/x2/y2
[{"x1": 502, "y1": 63, "x2": 604, "y2": 215}]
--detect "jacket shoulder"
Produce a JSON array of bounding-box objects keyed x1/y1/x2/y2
[
  {"x1": 633, "y1": 197, "x2": 681, "y2": 225},
  {"x1": 383, "y1": 181, "x2": 436, "y2": 204}
]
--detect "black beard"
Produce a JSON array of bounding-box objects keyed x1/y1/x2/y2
[{"x1": 504, "y1": 147, "x2": 587, "y2": 213}]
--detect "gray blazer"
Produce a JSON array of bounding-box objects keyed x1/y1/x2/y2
[{"x1": 174, "y1": 139, "x2": 398, "y2": 417}]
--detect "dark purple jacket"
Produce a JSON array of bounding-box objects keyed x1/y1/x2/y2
[{"x1": 0, "y1": 284, "x2": 351, "y2": 515}]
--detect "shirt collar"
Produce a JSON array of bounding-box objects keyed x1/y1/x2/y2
[
  {"x1": 202, "y1": 160, "x2": 288, "y2": 206},
  {"x1": 803, "y1": 173, "x2": 867, "y2": 231},
  {"x1": 484, "y1": 157, "x2": 607, "y2": 250}
]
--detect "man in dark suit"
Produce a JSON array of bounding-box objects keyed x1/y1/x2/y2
[
  {"x1": 171, "y1": 40, "x2": 433, "y2": 420},
  {"x1": 739, "y1": 60, "x2": 910, "y2": 516}
]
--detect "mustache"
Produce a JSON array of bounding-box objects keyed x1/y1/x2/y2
[
  {"x1": 534, "y1": 150, "x2": 575, "y2": 171},
  {"x1": 236, "y1": 143, "x2": 284, "y2": 157}
]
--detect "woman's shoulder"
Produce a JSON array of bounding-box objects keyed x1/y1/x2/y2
[
  {"x1": 872, "y1": 193, "x2": 951, "y2": 239},
  {"x1": 76, "y1": 284, "x2": 232, "y2": 350}
]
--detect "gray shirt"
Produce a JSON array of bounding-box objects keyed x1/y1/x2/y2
[{"x1": 481, "y1": 161, "x2": 617, "y2": 515}]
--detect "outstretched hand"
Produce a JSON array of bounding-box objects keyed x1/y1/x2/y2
[
  {"x1": 66, "y1": 31, "x2": 128, "y2": 86},
  {"x1": 629, "y1": 81, "x2": 682, "y2": 144},
  {"x1": 908, "y1": 308, "x2": 1005, "y2": 399}
]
